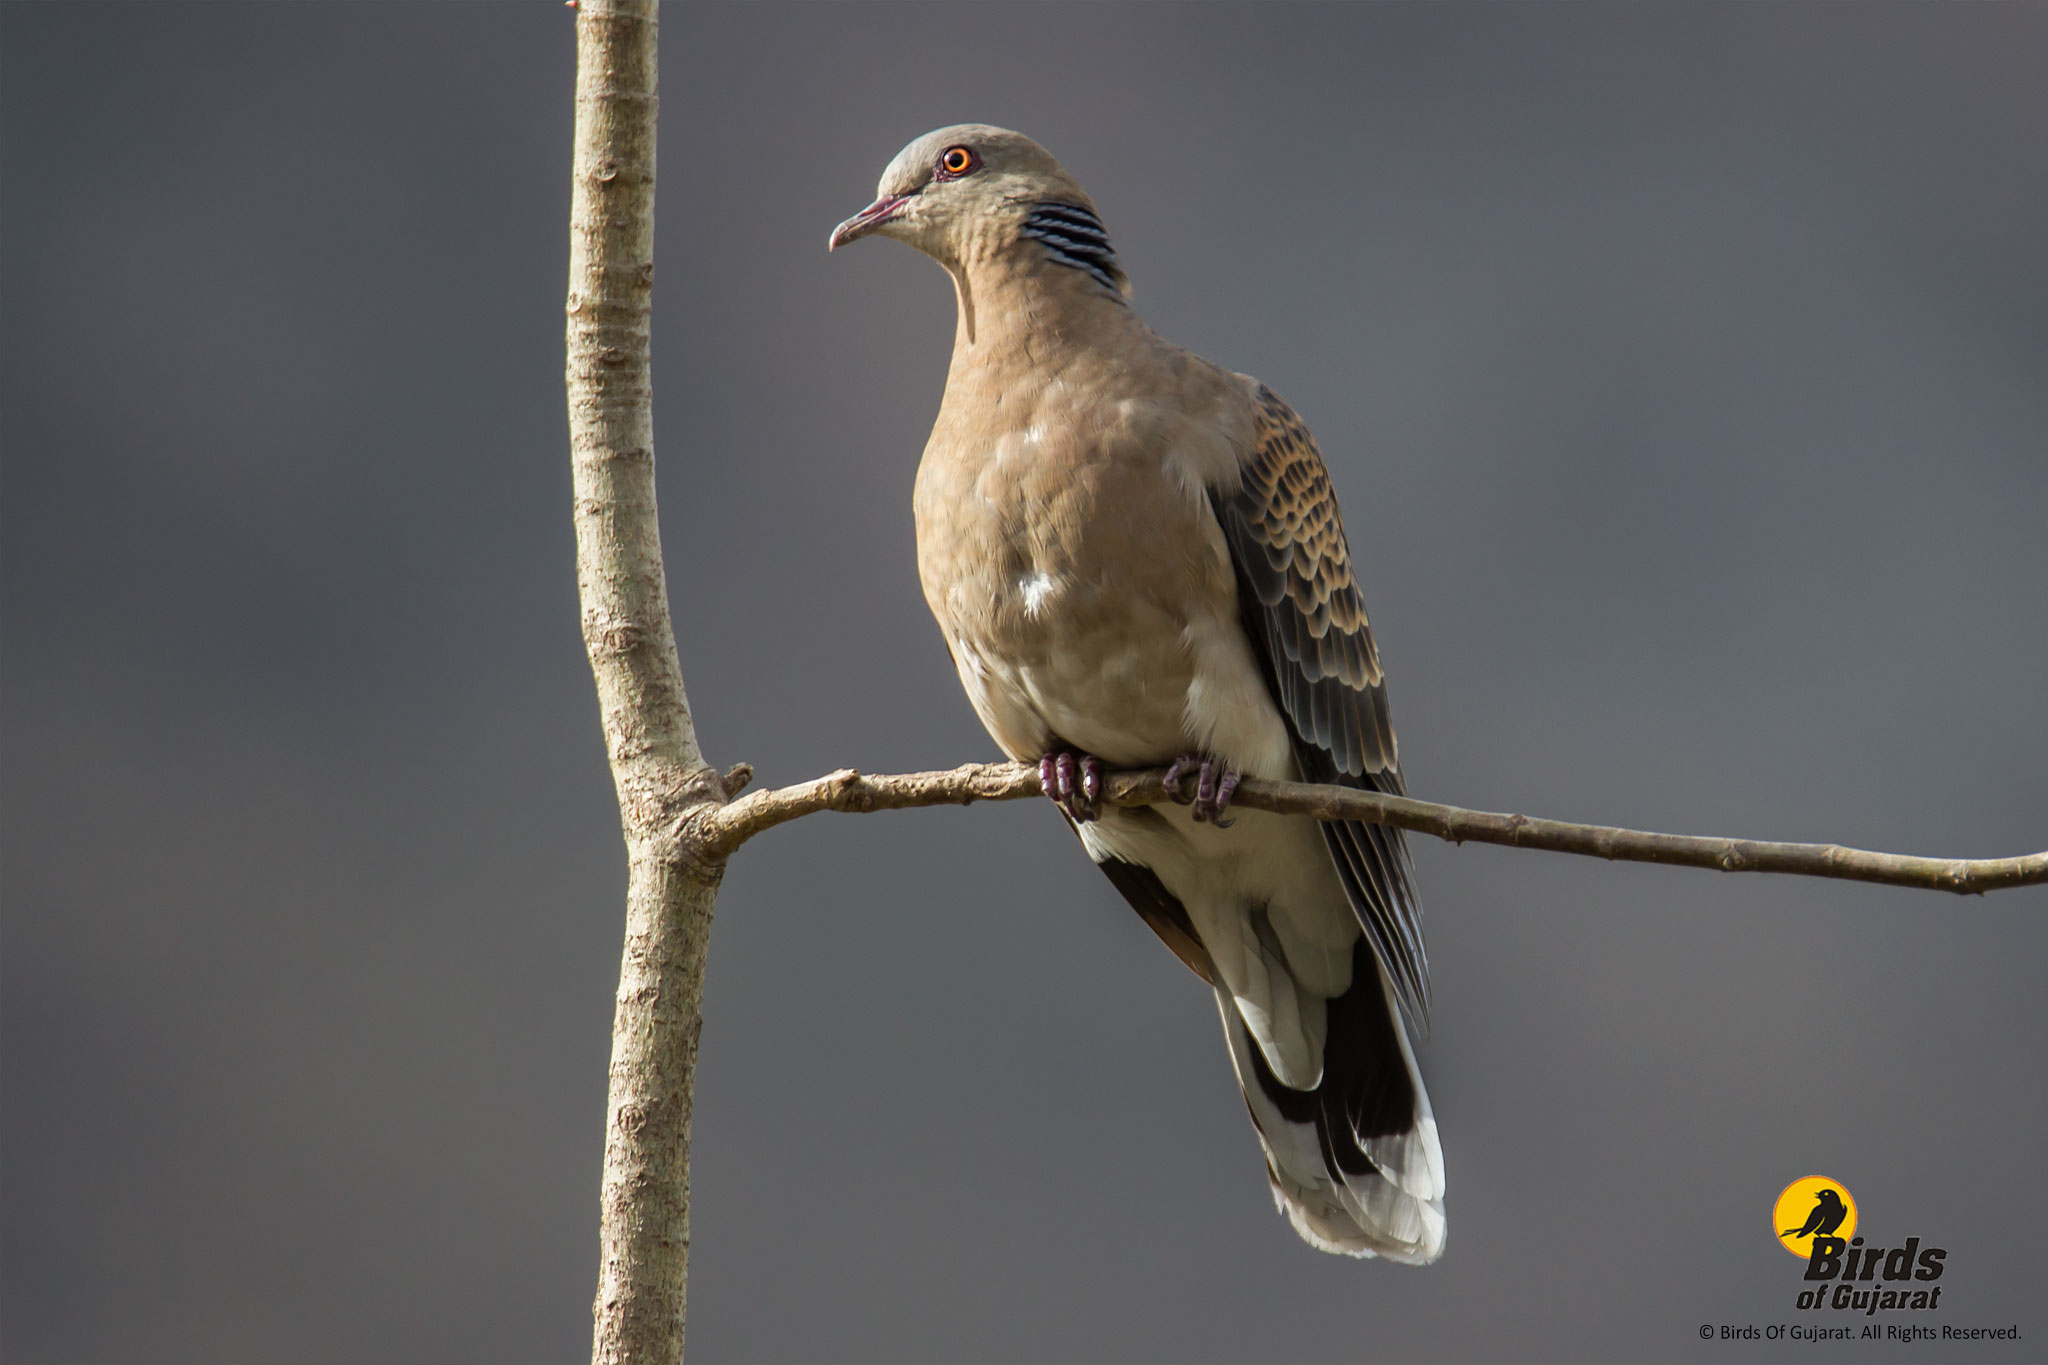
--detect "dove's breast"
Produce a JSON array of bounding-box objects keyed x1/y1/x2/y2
[{"x1": 912, "y1": 369, "x2": 1291, "y2": 778}]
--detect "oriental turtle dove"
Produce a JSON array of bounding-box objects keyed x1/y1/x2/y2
[{"x1": 832, "y1": 125, "x2": 1444, "y2": 1263}]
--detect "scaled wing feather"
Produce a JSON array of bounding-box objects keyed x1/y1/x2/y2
[{"x1": 1209, "y1": 384, "x2": 1430, "y2": 1028}]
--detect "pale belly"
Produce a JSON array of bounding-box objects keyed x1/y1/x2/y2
[
  {"x1": 914, "y1": 443, "x2": 1293, "y2": 779},
  {"x1": 945, "y1": 582, "x2": 1196, "y2": 768}
]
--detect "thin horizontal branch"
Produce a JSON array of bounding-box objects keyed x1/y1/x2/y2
[{"x1": 704, "y1": 761, "x2": 2048, "y2": 896}]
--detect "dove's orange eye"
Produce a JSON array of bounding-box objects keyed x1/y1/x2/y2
[{"x1": 936, "y1": 145, "x2": 980, "y2": 179}]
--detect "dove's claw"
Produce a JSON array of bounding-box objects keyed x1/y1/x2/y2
[
  {"x1": 1166, "y1": 752, "x2": 1241, "y2": 827},
  {"x1": 1039, "y1": 748, "x2": 1103, "y2": 823}
]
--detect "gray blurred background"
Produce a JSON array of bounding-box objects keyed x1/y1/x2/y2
[{"x1": 3, "y1": 4, "x2": 2043, "y2": 1361}]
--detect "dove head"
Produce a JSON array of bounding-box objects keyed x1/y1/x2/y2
[{"x1": 830, "y1": 124, "x2": 1129, "y2": 300}]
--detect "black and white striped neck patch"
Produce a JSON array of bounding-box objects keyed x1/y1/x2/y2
[{"x1": 1019, "y1": 201, "x2": 1127, "y2": 298}]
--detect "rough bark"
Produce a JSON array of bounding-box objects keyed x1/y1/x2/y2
[{"x1": 567, "y1": 3, "x2": 725, "y2": 1361}]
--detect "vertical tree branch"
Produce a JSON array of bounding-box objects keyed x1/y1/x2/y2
[{"x1": 567, "y1": 3, "x2": 720, "y2": 1360}]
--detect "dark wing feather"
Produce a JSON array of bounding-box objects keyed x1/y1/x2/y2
[
  {"x1": 1211, "y1": 384, "x2": 1429, "y2": 1027},
  {"x1": 1093, "y1": 839, "x2": 1216, "y2": 985}
]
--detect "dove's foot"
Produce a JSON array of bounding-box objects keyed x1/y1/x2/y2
[
  {"x1": 1164, "y1": 752, "x2": 1241, "y2": 827},
  {"x1": 1039, "y1": 750, "x2": 1103, "y2": 823}
]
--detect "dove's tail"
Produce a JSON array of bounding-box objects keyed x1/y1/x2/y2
[{"x1": 1214, "y1": 938, "x2": 1446, "y2": 1264}]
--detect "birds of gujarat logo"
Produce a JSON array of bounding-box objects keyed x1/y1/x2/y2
[{"x1": 1775, "y1": 1176, "x2": 1859, "y2": 1258}]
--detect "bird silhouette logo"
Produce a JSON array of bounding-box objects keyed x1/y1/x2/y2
[
  {"x1": 1783, "y1": 1189, "x2": 1849, "y2": 1239},
  {"x1": 1773, "y1": 1176, "x2": 1859, "y2": 1258}
]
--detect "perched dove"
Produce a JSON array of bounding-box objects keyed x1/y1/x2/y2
[{"x1": 831, "y1": 125, "x2": 1444, "y2": 1262}]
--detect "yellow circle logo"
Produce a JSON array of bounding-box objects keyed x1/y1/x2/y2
[{"x1": 1774, "y1": 1175, "x2": 1858, "y2": 1259}]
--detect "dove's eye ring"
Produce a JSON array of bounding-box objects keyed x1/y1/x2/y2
[{"x1": 935, "y1": 145, "x2": 980, "y2": 180}]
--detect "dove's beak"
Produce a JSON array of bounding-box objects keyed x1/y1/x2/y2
[{"x1": 829, "y1": 194, "x2": 911, "y2": 250}]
